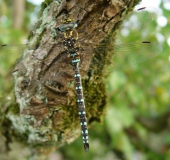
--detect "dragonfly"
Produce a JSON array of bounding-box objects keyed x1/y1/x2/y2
[
  {"x1": 0, "y1": 7, "x2": 162, "y2": 152},
  {"x1": 57, "y1": 17, "x2": 90, "y2": 152}
]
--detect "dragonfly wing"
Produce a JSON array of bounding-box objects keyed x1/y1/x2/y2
[
  {"x1": 0, "y1": 44, "x2": 28, "y2": 54},
  {"x1": 116, "y1": 7, "x2": 158, "y2": 44},
  {"x1": 91, "y1": 42, "x2": 162, "y2": 73},
  {"x1": 122, "y1": 7, "x2": 157, "y2": 30},
  {"x1": 108, "y1": 42, "x2": 162, "y2": 71}
]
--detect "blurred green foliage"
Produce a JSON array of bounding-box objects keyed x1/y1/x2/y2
[
  {"x1": 0, "y1": 0, "x2": 170, "y2": 160},
  {"x1": 0, "y1": 0, "x2": 38, "y2": 97}
]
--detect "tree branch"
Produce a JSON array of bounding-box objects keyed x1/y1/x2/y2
[{"x1": 1, "y1": 0, "x2": 142, "y2": 156}]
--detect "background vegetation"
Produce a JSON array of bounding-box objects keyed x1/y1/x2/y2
[{"x1": 0, "y1": 0, "x2": 169, "y2": 159}]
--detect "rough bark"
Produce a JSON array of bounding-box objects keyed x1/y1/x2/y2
[{"x1": 0, "y1": 0, "x2": 146, "y2": 158}]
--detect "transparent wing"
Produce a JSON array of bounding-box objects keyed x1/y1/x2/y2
[
  {"x1": 0, "y1": 44, "x2": 27, "y2": 54},
  {"x1": 115, "y1": 7, "x2": 158, "y2": 44},
  {"x1": 91, "y1": 42, "x2": 162, "y2": 73},
  {"x1": 110, "y1": 42, "x2": 161, "y2": 70},
  {"x1": 122, "y1": 7, "x2": 157, "y2": 30}
]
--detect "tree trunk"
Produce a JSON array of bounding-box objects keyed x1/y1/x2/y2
[
  {"x1": 0, "y1": 0, "x2": 142, "y2": 159},
  {"x1": 12, "y1": 0, "x2": 25, "y2": 29}
]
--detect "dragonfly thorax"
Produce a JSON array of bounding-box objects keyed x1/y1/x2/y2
[
  {"x1": 63, "y1": 38, "x2": 77, "y2": 48},
  {"x1": 59, "y1": 18, "x2": 78, "y2": 31}
]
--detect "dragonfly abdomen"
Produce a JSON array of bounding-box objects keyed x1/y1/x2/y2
[{"x1": 60, "y1": 19, "x2": 89, "y2": 152}]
